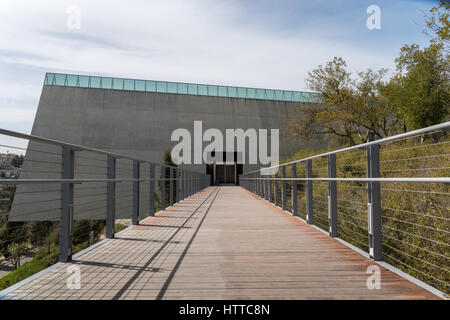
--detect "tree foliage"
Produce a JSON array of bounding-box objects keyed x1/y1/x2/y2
[
  {"x1": 7, "y1": 241, "x2": 29, "y2": 269},
  {"x1": 164, "y1": 148, "x2": 177, "y2": 167},
  {"x1": 424, "y1": 1, "x2": 449, "y2": 52},
  {"x1": 11, "y1": 155, "x2": 24, "y2": 168},
  {"x1": 385, "y1": 43, "x2": 449, "y2": 130},
  {"x1": 288, "y1": 3, "x2": 449, "y2": 145},
  {"x1": 288, "y1": 57, "x2": 402, "y2": 146}
]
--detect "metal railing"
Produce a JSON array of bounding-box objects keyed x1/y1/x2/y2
[
  {"x1": 239, "y1": 122, "x2": 450, "y2": 294},
  {"x1": 0, "y1": 127, "x2": 210, "y2": 274}
]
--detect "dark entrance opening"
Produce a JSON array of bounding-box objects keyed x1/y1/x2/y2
[{"x1": 206, "y1": 151, "x2": 243, "y2": 185}]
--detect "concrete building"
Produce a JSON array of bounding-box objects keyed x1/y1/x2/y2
[{"x1": 10, "y1": 73, "x2": 322, "y2": 221}]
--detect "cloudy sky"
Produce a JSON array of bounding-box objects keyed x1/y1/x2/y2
[{"x1": 0, "y1": 0, "x2": 439, "y2": 136}]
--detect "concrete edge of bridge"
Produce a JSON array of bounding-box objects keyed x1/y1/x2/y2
[{"x1": 237, "y1": 185, "x2": 446, "y2": 300}]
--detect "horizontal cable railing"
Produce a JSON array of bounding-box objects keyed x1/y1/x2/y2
[
  {"x1": 0, "y1": 127, "x2": 210, "y2": 290},
  {"x1": 239, "y1": 121, "x2": 450, "y2": 295}
]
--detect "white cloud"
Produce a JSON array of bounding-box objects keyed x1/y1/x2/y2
[
  {"x1": 0, "y1": 107, "x2": 36, "y2": 124},
  {"x1": 0, "y1": 82, "x2": 42, "y2": 105},
  {"x1": 0, "y1": 0, "x2": 396, "y2": 89},
  {"x1": 1, "y1": 0, "x2": 427, "y2": 144}
]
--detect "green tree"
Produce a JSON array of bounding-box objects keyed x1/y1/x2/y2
[
  {"x1": 164, "y1": 148, "x2": 177, "y2": 167},
  {"x1": 424, "y1": 1, "x2": 449, "y2": 52},
  {"x1": 386, "y1": 1, "x2": 450, "y2": 130},
  {"x1": 11, "y1": 155, "x2": 24, "y2": 168},
  {"x1": 7, "y1": 241, "x2": 29, "y2": 269},
  {"x1": 385, "y1": 42, "x2": 449, "y2": 130},
  {"x1": 288, "y1": 57, "x2": 402, "y2": 146},
  {"x1": 0, "y1": 222, "x2": 7, "y2": 257},
  {"x1": 288, "y1": 3, "x2": 449, "y2": 143},
  {"x1": 161, "y1": 148, "x2": 177, "y2": 208}
]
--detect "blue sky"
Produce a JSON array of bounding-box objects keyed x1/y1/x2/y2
[{"x1": 0, "y1": 0, "x2": 440, "y2": 138}]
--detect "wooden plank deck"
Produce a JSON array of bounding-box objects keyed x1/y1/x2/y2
[{"x1": 1, "y1": 186, "x2": 439, "y2": 300}]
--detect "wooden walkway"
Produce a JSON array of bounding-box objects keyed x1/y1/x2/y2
[{"x1": 1, "y1": 186, "x2": 439, "y2": 300}]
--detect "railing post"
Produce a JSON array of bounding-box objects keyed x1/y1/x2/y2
[
  {"x1": 189, "y1": 171, "x2": 192, "y2": 197},
  {"x1": 281, "y1": 166, "x2": 286, "y2": 210},
  {"x1": 195, "y1": 172, "x2": 198, "y2": 193},
  {"x1": 306, "y1": 159, "x2": 313, "y2": 224},
  {"x1": 291, "y1": 163, "x2": 297, "y2": 216},
  {"x1": 189, "y1": 172, "x2": 192, "y2": 196},
  {"x1": 185, "y1": 170, "x2": 188, "y2": 196},
  {"x1": 367, "y1": 144, "x2": 382, "y2": 261},
  {"x1": 259, "y1": 170, "x2": 264, "y2": 199},
  {"x1": 180, "y1": 170, "x2": 183, "y2": 199},
  {"x1": 149, "y1": 163, "x2": 155, "y2": 216},
  {"x1": 106, "y1": 155, "x2": 116, "y2": 239},
  {"x1": 169, "y1": 167, "x2": 174, "y2": 206},
  {"x1": 176, "y1": 168, "x2": 180, "y2": 203},
  {"x1": 186, "y1": 171, "x2": 189, "y2": 197},
  {"x1": 268, "y1": 173, "x2": 273, "y2": 203},
  {"x1": 256, "y1": 171, "x2": 260, "y2": 196},
  {"x1": 264, "y1": 174, "x2": 268, "y2": 200},
  {"x1": 252, "y1": 173, "x2": 255, "y2": 194},
  {"x1": 161, "y1": 165, "x2": 166, "y2": 211},
  {"x1": 59, "y1": 146, "x2": 74, "y2": 262},
  {"x1": 181, "y1": 170, "x2": 185, "y2": 200},
  {"x1": 183, "y1": 170, "x2": 187, "y2": 199},
  {"x1": 261, "y1": 172, "x2": 265, "y2": 199},
  {"x1": 196, "y1": 172, "x2": 199, "y2": 193},
  {"x1": 132, "y1": 160, "x2": 140, "y2": 225},
  {"x1": 274, "y1": 173, "x2": 279, "y2": 206},
  {"x1": 328, "y1": 154, "x2": 338, "y2": 237},
  {"x1": 259, "y1": 171, "x2": 263, "y2": 197}
]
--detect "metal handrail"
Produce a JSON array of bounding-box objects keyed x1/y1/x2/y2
[
  {"x1": 238, "y1": 121, "x2": 450, "y2": 296},
  {"x1": 0, "y1": 127, "x2": 181, "y2": 170},
  {"x1": 239, "y1": 177, "x2": 450, "y2": 183},
  {"x1": 0, "y1": 126, "x2": 211, "y2": 266},
  {"x1": 0, "y1": 178, "x2": 206, "y2": 184},
  {"x1": 242, "y1": 121, "x2": 450, "y2": 174}
]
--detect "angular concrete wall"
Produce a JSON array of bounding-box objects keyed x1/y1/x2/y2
[
  {"x1": 10, "y1": 85, "x2": 323, "y2": 221},
  {"x1": 32, "y1": 86, "x2": 306, "y2": 163}
]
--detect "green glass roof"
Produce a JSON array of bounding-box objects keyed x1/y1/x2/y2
[{"x1": 44, "y1": 72, "x2": 321, "y2": 103}]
